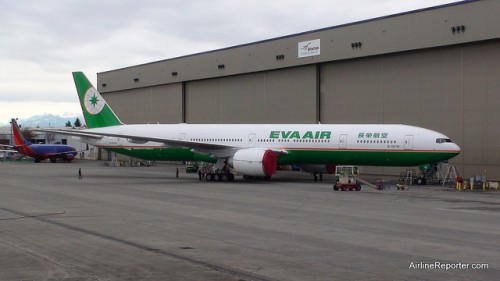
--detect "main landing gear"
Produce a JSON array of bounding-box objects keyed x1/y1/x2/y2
[
  {"x1": 202, "y1": 159, "x2": 236, "y2": 182},
  {"x1": 205, "y1": 172, "x2": 235, "y2": 182}
]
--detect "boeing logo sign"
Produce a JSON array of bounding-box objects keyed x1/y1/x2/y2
[{"x1": 298, "y1": 39, "x2": 320, "y2": 58}]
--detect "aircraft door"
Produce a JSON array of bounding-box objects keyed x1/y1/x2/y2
[
  {"x1": 404, "y1": 135, "x2": 414, "y2": 150},
  {"x1": 339, "y1": 134, "x2": 348, "y2": 149},
  {"x1": 248, "y1": 133, "x2": 256, "y2": 147},
  {"x1": 179, "y1": 133, "x2": 186, "y2": 140}
]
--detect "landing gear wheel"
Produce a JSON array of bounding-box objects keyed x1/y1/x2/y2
[
  {"x1": 416, "y1": 178, "x2": 426, "y2": 185},
  {"x1": 215, "y1": 173, "x2": 222, "y2": 181},
  {"x1": 206, "y1": 173, "x2": 214, "y2": 181}
]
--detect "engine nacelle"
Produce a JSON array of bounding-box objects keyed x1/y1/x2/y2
[
  {"x1": 231, "y1": 148, "x2": 277, "y2": 177},
  {"x1": 65, "y1": 154, "x2": 76, "y2": 161}
]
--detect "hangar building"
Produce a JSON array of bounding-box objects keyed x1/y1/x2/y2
[{"x1": 96, "y1": 0, "x2": 500, "y2": 179}]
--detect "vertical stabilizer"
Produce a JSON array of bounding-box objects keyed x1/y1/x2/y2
[
  {"x1": 72, "y1": 72, "x2": 123, "y2": 128},
  {"x1": 11, "y1": 119, "x2": 30, "y2": 147}
]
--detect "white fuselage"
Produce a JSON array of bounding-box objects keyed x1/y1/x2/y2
[{"x1": 77, "y1": 123, "x2": 460, "y2": 166}]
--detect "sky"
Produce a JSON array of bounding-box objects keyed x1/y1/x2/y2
[{"x1": 0, "y1": 0, "x2": 462, "y2": 125}]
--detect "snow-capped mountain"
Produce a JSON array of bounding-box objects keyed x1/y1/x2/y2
[{"x1": 1, "y1": 114, "x2": 84, "y2": 128}]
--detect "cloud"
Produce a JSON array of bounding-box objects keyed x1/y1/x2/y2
[{"x1": 0, "y1": 0, "x2": 461, "y2": 123}]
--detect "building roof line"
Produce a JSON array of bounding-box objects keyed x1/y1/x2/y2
[{"x1": 99, "y1": 0, "x2": 475, "y2": 74}]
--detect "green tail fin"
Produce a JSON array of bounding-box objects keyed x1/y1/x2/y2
[{"x1": 72, "y1": 72, "x2": 123, "y2": 128}]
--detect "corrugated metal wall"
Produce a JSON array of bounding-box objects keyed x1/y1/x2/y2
[
  {"x1": 97, "y1": 1, "x2": 500, "y2": 179},
  {"x1": 185, "y1": 66, "x2": 317, "y2": 124},
  {"x1": 104, "y1": 83, "x2": 183, "y2": 124}
]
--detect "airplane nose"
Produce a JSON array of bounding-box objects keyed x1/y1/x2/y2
[{"x1": 451, "y1": 143, "x2": 461, "y2": 154}]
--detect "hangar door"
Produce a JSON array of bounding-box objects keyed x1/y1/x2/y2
[
  {"x1": 185, "y1": 65, "x2": 318, "y2": 124},
  {"x1": 104, "y1": 83, "x2": 183, "y2": 124}
]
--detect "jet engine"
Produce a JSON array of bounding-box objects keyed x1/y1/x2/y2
[
  {"x1": 230, "y1": 148, "x2": 277, "y2": 177},
  {"x1": 64, "y1": 154, "x2": 76, "y2": 161}
]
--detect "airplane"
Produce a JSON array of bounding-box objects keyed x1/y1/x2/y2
[
  {"x1": 7, "y1": 118, "x2": 78, "y2": 163},
  {"x1": 38, "y1": 72, "x2": 460, "y2": 180}
]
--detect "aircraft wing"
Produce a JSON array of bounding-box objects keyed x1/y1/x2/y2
[
  {"x1": 34, "y1": 128, "x2": 288, "y2": 158},
  {"x1": 81, "y1": 131, "x2": 289, "y2": 157},
  {"x1": 0, "y1": 145, "x2": 17, "y2": 153},
  {"x1": 0, "y1": 149, "x2": 18, "y2": 153},
  {"x1": 33, "y1": 128, "x2": 105, "y2": 140},
  {"x1": 35, "y1": 128, "x2": 237, "y2": 157},
  {"x1": 70, "y1": 130, "x2": 231, "y2": 150}
]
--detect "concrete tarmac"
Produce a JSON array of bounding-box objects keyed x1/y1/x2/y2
[{"x1": 0, "y1": 160, "x2": 498, "y2": 281}]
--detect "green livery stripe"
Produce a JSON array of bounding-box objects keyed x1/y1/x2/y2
[
  {"x1": 278, "y1": 149, "x2": 458, "y2": 166},
  {"x1": 105, "y1": 146, "x2": 458, "y2": 167},
  {"x1": 106, "y1": 147, "x2": 216, "y2": 163}
]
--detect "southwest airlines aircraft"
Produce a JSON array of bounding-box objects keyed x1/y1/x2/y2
[
  {"x1": 41, "y1": 72, "x2": 460, "y2": 180},
  {"x1": 7, "y1": 118, "x2": 77, "y2": 163}
]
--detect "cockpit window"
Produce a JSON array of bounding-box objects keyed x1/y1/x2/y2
[{"x1": 436, "y1": 138, "x2": 452, "y2": 144}]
